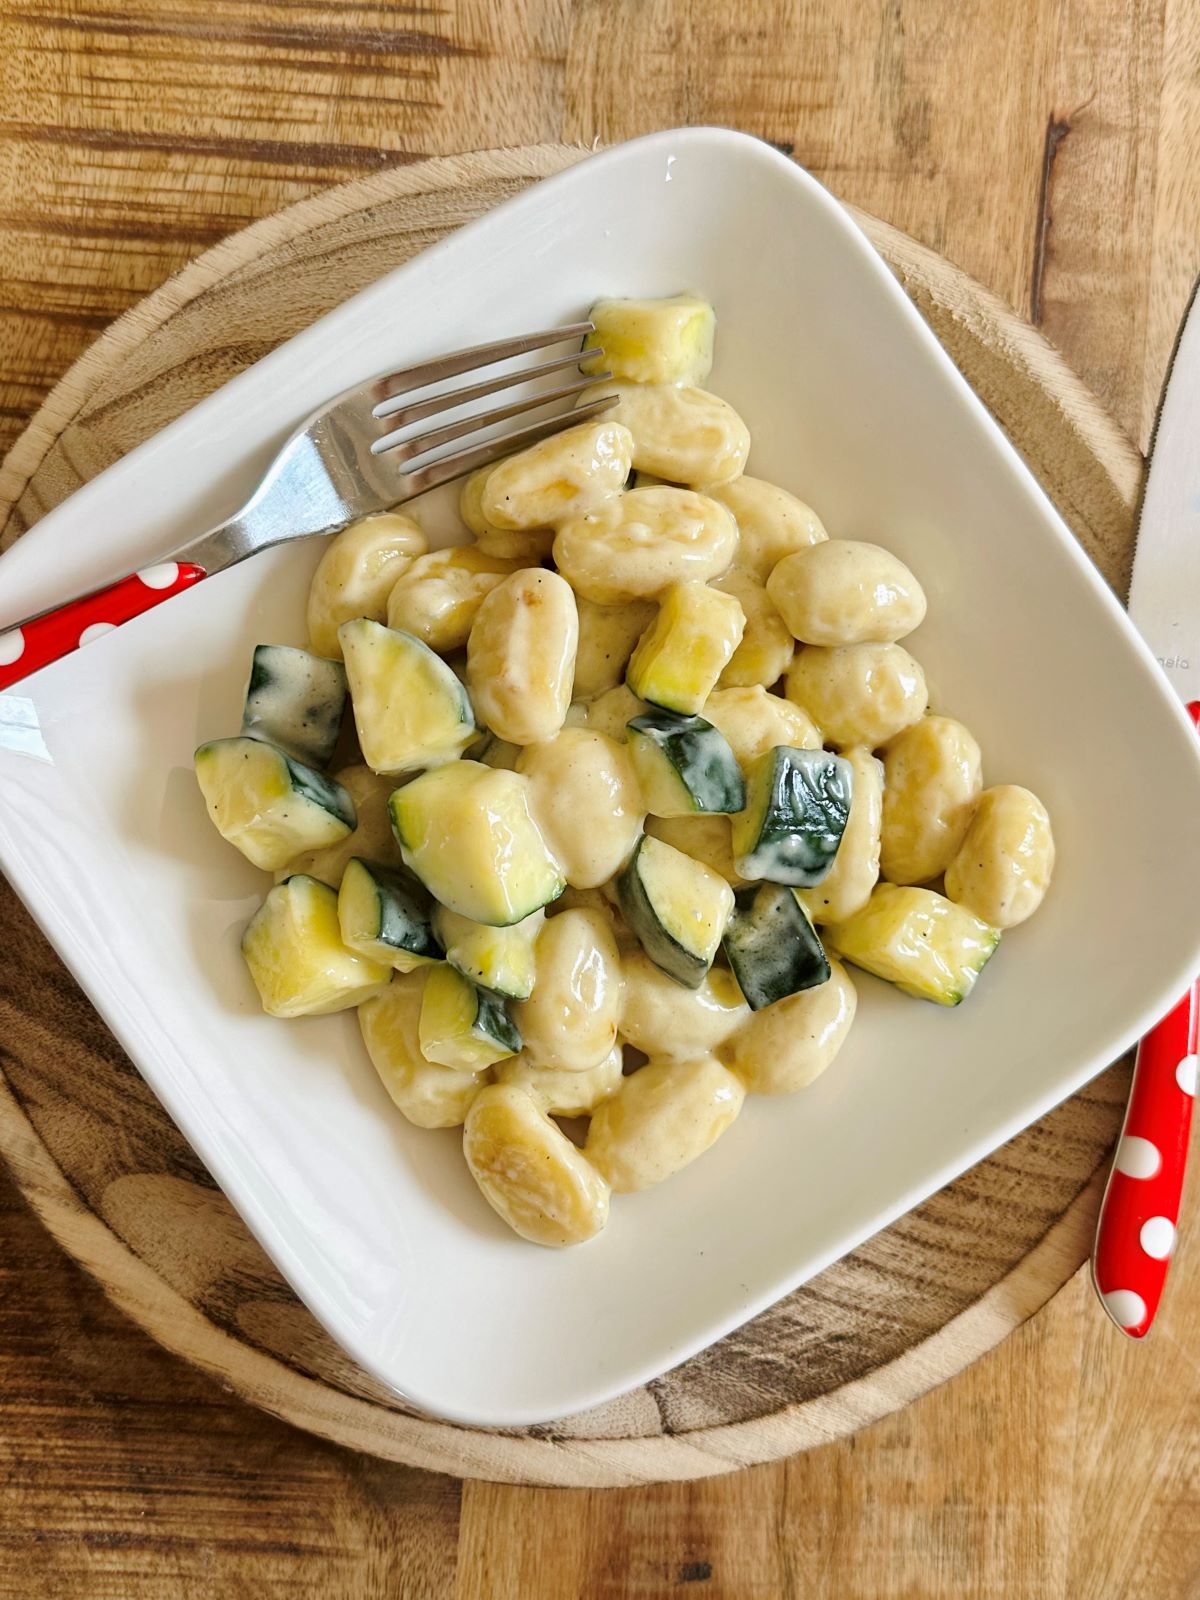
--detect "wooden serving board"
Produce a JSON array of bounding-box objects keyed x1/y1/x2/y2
[{"x1": 0, "y1": 145, "x2": 1145, "y2": 1489}]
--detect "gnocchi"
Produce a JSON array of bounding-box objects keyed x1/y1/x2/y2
[
  {"x1": 464, "y1": 1084, "x2": 611, "y2": 1246},
  {"x1": 553, "y1": 486, "x2": 738, "y2": 604},
  {"x1": 466, "y1": 568, "x2": 579, "y2": 746},
  {"x1": 722, "y1": 960, "x2": 857, "y2": 1094},
  {"x1": 359, "y1": 971, "x2": 488, "y2": 1129},
  {"x1": 944, "y1": 785, "x2": 1055, "y2": 928},
  {"x1": 386, "y1": 545, "x2": 525, "y2": 653},
  {"x1": 580, "y1": 381, "x2": 750, "y2": 486},
  {"x1": 880, "y1": 715, "x2": 983, "y2": 885},
  {"x1": 714, "y1": 569, "x2": 795, "y2": 688},
  {"x1": 767, "y1": 539, "x2": 926, "y2": 646},
  {"x1": 199, "y1": 290, "x2": 1056, "y2": 1250},
  {"x1": 517, "y1": 728, "x2": 644, "y2": 888},
  {"x1": 307, "y1": 511, "x2": 427, "y2": 659},
  {"x1": 511, "y1": 908, "x2": 623, "y2": 1070},
  {"x1": 481, "y1": 419, "x2": 633, "y2": 530},
  {"x1": 573, "y1": 596, "x2": 657, "y2": 698},
  {"x1": 785, "y1": 642, "x2": 927, "y2": 748},
  {"x1": 707, "y1": 476, "x2": 828, "y2": 581},
  {"x1": 585, "y1": 1054, "x2": 745, "y2": 1192}
]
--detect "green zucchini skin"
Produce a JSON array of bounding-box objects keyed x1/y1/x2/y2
[
  {"x1": 241, "y1": 645, "x2": 348, "y2": 768},
  {"x1": 723, "y1": 885, "x2": 831, "y2": 1010},
  {"x1": 473, "y1": 986, "x2": 523, "y2": 1056},
  {"x1": 734, "y1": 746, "x2": 853, "y2": 886},
  {"x1": 616, "y1": 834, "x2": 731, "y2": 990},
  {"x1": 339, "y1": 857, "x2": 442, "y2": 967},
  {"x1": 627, "y1": 710, "x2": 746, "y2": 815}
]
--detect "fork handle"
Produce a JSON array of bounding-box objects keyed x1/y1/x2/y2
[
  {"x1": 0, "y1": 561, "x2": 206, "y2": 692},
  {"x1": 1091, "y1": 698, "x2": 1200, "y2": 1337}
]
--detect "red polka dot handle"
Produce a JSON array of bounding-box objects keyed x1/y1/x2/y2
[
  {"x1": 0, "y1": 562, "x2": 206, "y2": 692},
  {"x1": 1092, "y1": 698, "x2": 1200, "y2": 1338}
]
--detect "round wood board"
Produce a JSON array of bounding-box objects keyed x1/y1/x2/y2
[{"x1": 0, "y1": 144, "x2": 1145, "y2": 1488}]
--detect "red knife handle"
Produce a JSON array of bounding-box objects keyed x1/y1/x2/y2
[
  {"x1": 1092, "y1": 699, "x2": 1200, "y2": 1337},
  {"x1": 0, "y1": 562, "x2": 206, "y2": 692}
]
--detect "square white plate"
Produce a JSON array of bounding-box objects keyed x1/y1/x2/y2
[{"x1": 3, "y1": 129, "x2": 1199, "y2": 1427}]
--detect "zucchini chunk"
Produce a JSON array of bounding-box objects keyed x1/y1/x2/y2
[
  {"x1": 240, "y1": 644, "x2": 347, "y2": 768},
  {"x1": 390, "y1": 761, "x2": 564, "y2": 926},
  {"x1": 432, "y1": 904, "x2": 544, "y2": 1000},
  {"x1": 732, "y1": 745, "x2": 853, "y2": 886},
  {"x1": 827, "y1": 883, "x2": 1000, "y2": 1006},
  {"x1": 336, "y1": 857, "x2": 442, "y2": 972},
  {"x1": 338, "y1": 618, "x2": 475, "y2": 774},
  {"x1": 626, "y1": 710, "x2": 745, "y2": 816},
  {"x1": 195, "y1": 736, "x2": 355, "y2": 871},
  {"x1": 581, "y1": 293, "x2": 716, "y2": 386},
  {"x1": 723, "y1": 884, "x2": 830, "y2": 1010},
  {"x1": 241, "y1": 875, "x2": 390, "y2": 1017},
  {"x1": 616, "y1": 833, "x2": 734, "y2": 989},
  {"x1": 418, "y1": 963, "x2": 521, "y2": 1070},
  {"x1": 626, "y1": 581, "x2": 746, "y2": 715}
]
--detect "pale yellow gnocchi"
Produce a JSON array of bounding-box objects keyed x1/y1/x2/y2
[
  {"x1": 572, "y1": 596, "x2": 657, "y2": 698},
  {"x1": 785, "y1": 642, "x2": 927, "y2": 749},
  {"x1": 307, "y1": 511, "x2": 427, "y2": 659},
  {"x1": 580, "y1": 382, "x2": 750, "y2": 486},
  {"x1": 707, "y1": 476, "x2": 828, "y2": 581},
  {"x1": 385, "y1": 545, "x2": 525, "y2": 653},
  {"x1": 511, "y1": 908, "x2": 623, "y2": 1070},
  {"x1": 553, "y1": 486, "x2": 738, "y2": 604},
  {"x1": 466, "y1": 568, "x2": 578, "y2": 746},
  {"x1": 880, "y1": 715, "x2": 983, "y2": 885},
  {"x1": 721, "y1": 960, "x2": 857, "y2": 1095},
  {"x1": 618, "y1": 950, "x2": 749, "y2": 1059},
  {"x1": 585, "y1": 1054, "x2": 745, "y2": 1192},
  {"x1": 517, "y1": 727, "x2": 644, "y2": 888},
  {"x1": 714, "y1": 569, "x2": 795, "y2": 688},
  {"x1": 766, "y1": 539, "x2": 926, "y2": 646},
  {"x1": 494, "y1": 1041, "x2": 625, "y2": 1117},
  {"x1": 359, "y1": 972, "x2": 489, "y2": 1129},
  {"x1": 944, "y1": 785, "x2": 1054, "y2": 928},
  {"x1": 464, "y1": 1084, "x2": 611, "y2": 1246},
  {"x1": 481, "y1": 419, "x2": 633, "y2": 530}
]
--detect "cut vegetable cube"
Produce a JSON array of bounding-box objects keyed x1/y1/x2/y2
[
  {"x1": 626, "y1": 582, "x2": 746, "y2": 714},
  {"x1": 432, "y1": 905, "x2": 544, "y2": 1000},
  {"x1": 195, "y1": 736, "x2": 355, "y2": 872},
  {"x1": 732, "y1": 745, "x2": 853, "y2": 886},
  {"x1": 242, "y1": 875, "x2": 390, "y2": 1017},
  {"x1": 418, "y1": 964, "x2": 521, "y2": 1071},
  {"x1": 240, "y1": 644, "x2": 347, "y2": 768},
  {"x1": 616, "y1": 833, "x2": 734, "y2": 989},
  {"x1": 626, "y1": 709, "x2": 745, "y2": 816},
  {"x1": 336, "y1": 857, "x2": 441, "y2": 972},
  {"x1": 390, "y1": 761, "x2": 564, "y2": 926},
  {"x1": 826, "y1": 883, "x2": 1000, "y2": 1006},
  {"x1": 338, "y1": 618, "x2": 475, "y2": 774},
  {"x1": 723, "y1": 884, "x2": 830, "y2": 1010},
  {"x1": 581, "y1": 293, "x2": 716, "y2": 385}
]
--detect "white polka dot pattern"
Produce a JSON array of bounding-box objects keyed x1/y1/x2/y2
[
  {"x1": 0, "y1": 628, "x2": 25, "y2": 666},
  {"x1": 1101, "y1": 1288, "x2": 1147, "y2": 1331},
  {"x1": 1177, "y1": 1054, "x2": 1197, "y2": 1097},
  {"x1": 79, "y1": 622, "x2": 118, "y2": 646},
  {"x1": 1139, "y1": 1216, "x2": 1175, "y2": 1261},
  {"x1": 137, "y1": 562, "x2": 181, "y2": 590},
  {"x1": 1114, "y1": 1134, "x2": 1162, "y2": 1180}
]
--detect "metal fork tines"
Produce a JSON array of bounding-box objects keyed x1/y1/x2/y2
[{"x1": 173, "y1": 322, "x2": 615, "y2": 575}]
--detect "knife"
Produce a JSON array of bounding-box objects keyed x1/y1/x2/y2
[{"x1": 1092, "y1": 275, "x2": 1200, "y2": 1338}]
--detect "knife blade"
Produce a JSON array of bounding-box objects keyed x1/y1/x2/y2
[{"x1": 1092, "y1": 273, "x2": 1200, "y2": 1338}]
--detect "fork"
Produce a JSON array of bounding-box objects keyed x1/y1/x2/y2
[{"x1": 0, "y1": 323, "x2": 613, "y2": 692}]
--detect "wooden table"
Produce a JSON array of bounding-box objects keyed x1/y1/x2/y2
[{"x1": 2, "y1": 3, "x2": 1199, "y2": 1594}]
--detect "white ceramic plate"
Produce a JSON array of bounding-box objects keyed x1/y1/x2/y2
[{"x1": 3, "y1": 129, "x2": 1199, "y2": 1427}]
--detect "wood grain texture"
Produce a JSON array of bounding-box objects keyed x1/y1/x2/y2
[
  {"x1": 0, "y1": 144, "x2": 1144, "y2": 1488},
  {"x1": 1, "y1": 0, "x2": 1198, "y2": 1590}
]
